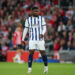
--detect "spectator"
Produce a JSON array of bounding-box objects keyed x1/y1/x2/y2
[
  {"x1": 54, "y1": 39, "x2": 60, "y2": 51},
  {"x1": 59, "y1": 39, "x2": 66, "y2": 51},
  {"x1": 1, "y1": 43, "x2": 9, "y2": 61},
  {"x1": 66, "y1": 6, "x2": 74, "y2": 19},
  {"x1": 62, "y1": 31, "x2": 68, "y2": 42},
  {"x1": 73, "y1": 32, "x2": 75, "y2": 41},
  {"x1": 57, "y1": 21, "x2": 66, "y2": 32},
  {"x1": 0, "y1": 43, "x2": 2, "y2": 61},
  {"x1": 72, "y1": 16, "x2": 75, "y2": 26},
  {"x1": 0, "y1": 0, "x2": 75, "y2": 60},
  {"x1": 71, "y1": 41, "x2": 75, "y2": 50},
  {"x1": 66, "y1": 41, "x2": 72, "y2": 50},
  {"x1": 66, "y1": 20, "x2": 73, "y2": 31},
  {"x1": 68, "y1": 32, "x2": 73, "y2": 42},
  {"x1": 48, "y1": 34, "x2": 54, "y2": 51}
]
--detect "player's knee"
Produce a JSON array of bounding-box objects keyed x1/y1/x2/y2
[
  {"x1": 40, "y1": 51, "x2": 45, "y2": 56},
  {"x1": 29, "y1": 50, "x2": 34, "y2": 55}
]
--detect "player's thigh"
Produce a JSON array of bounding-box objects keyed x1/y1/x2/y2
[
  {"x1": 16, "y1": 45, "x2": 23, "y2": 52},
  {"x1": 40, "y1": 50, "x2": 45, "y2": 56},
  {"x1": 37, "y1": 41, "x2": 45, "y2": 50},
  {"x1": 29, "y1": 41, "x2": 36, "y2": 50},
  {"x1": 17, "y1": 44, "x2": 22, "y2": 49},
  {"x1": 29, "y1": 50, "x2": 35, "y2": 54}
]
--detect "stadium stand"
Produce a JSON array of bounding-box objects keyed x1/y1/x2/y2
[{"x1": 0, "y1": 0, "x2": 75, "y2": 62}]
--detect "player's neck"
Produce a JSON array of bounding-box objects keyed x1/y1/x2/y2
[{"x1": 32, "y1": 15, "x2": 38, "y2": 17}]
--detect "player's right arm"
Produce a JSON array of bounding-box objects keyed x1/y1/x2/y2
[
  {"x1": 13, "y1": 32, "x2": 17, "y2": 48},
  {"x1": 22, "y1": 19, "x2": 29, "y2": 42},
  {"x1": 40, "y1": 17, "x2": 46, "y2": 38}
]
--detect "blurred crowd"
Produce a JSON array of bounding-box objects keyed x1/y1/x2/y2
[{"x1": 0, "y1": 0, "x2": 75, "y2": 61}]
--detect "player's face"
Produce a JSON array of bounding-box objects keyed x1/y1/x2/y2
[
  {"x1": 32, "y1": 9, "x2": 39, "y2": 16},
  {"x1": 17, "y1": 27, "x2": 21, "y2": 31}
]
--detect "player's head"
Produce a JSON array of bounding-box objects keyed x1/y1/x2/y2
[
  {"x1": 31, "y1": 6, "x2": 39, "y2": 17},
  {"x1": 16, "y1": 25, "x2": 21, "y2": 31}
]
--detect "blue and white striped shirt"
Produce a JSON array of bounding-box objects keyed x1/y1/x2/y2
[{"x1": 23, "y1": 16, "x2": 46, "y2": 41}]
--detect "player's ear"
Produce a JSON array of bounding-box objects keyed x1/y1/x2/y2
[{"x1": 31, "y1": 10, "x2": 33, "y2": 15}]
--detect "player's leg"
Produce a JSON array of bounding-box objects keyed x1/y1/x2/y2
[
  {"x1": 13, "y1": 45, "x2": 24, "y2": 63},
  {"x1": 28, "y1": 50, "x2": 34, "y2": 73},
  {"x1": 13, "y1": 49, "x2": 21, "y2": 63},
  {"x1": 38, "y1": 41, "x2": 48, "y2": 73},
  {"x1": 40, "y1": 51, "x2": 48, "y2": 73},
  {"x1": 13, "y1": 45, "x2": 20, "y2": 63},
  {"x1": 28, "y1": 41, "x2": 36, "y2": 73}
]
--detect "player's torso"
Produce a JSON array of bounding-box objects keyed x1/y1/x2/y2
[
  {"x1": 27, "y1": 16, "x2": 43, "y2": 41},
  {"x1": 15, "y1": 31, "x2": 22, "y2": 44}
]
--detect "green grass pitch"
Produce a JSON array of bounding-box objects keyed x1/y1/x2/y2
[{"x1": 0, "y1": 62, "x2": 75, "y2": 75}]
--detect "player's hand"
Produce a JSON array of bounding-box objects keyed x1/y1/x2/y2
[
  {"x1": 13, "y1": 45, "x2": 17, "y2": 50},
  {"x1": 40, "y1": 34, "x2": 44, "y2": 38},
  {"x1": 13, "y1": 45, "x2": 16, "y2": 48},
  {"x1": 21, "y1": 41, "x2": 25, "y2": 45}
]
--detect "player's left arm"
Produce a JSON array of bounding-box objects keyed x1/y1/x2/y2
[
  {"x1": 40, "y1": 17, "x2": 46, "y2": 38},
  {"x1": 13, "y1": 32, "x2": 17, "y2": 48},
  {"x1": 22, "y1": 19, "x2": 29, "y2": 43}
]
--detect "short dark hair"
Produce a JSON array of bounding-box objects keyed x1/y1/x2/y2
[{"x1": 31, "y1": 6, "x2": 39, "y2": 11}]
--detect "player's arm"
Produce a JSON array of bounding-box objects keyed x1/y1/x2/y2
[
  {"x1": 22, "y1": 28, "x2": 28, "y2": 41},
  {"x1": 40, "y1": 17, "x2": 46, "y2": 38},
  {"x1": 13, "y1": 32, "x2": 17, "y2": 48},
  {"x1": 22, "y1": 19, "x2": 29, "y2": 42}
]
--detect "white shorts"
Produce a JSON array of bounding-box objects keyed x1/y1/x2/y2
[{"x1": 29, "y1": 40, "x2": 45, "y2": 50}]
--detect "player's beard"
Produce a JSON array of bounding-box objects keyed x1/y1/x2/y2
[{"x1": 33, "y1": 14, "x2": 38, "y2": 17}]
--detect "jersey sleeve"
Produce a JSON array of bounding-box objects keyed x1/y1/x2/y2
[
  {"x1": 42, "y1": 17, "x2": 46, "y2": 26},
  {"x1": 25, "y1": 19, "x2": 29, "y2": 28},
  {"x1": 13, "y1": 32, "x2": 17, "y2": 45}
]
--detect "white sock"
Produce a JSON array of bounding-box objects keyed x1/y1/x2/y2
[
  {"x1": 14, "y1": 54, "x2": 21, "y2": 63},
  {"x1": 44, "y1": 66, "x2": 48, "y2": 70},
  {"x1": 28, "y1": 68, "x2": 32, "y2": 71}
]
